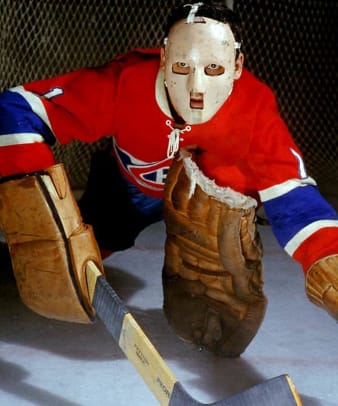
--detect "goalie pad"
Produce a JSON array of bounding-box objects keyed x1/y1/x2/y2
[
  {"x1": 0, "y1": 164, "x2": 104, "y2": 323},
  {"x1": 162, "y1": 150, "x2": 267, "y2": 357}
]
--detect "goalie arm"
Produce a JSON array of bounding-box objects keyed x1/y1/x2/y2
[
  {"x1": 0, "y1": 58, "x2": 123, "y2": 178},
  {"x1": 239, "y1": 92, "x2": 338, "y2": 320},
  {"x1": 233, "y1": 86, "x2": 338, "y2": 273},
  {"x1": 0, "y1": 58, "x2": 128, "y2": 321}
]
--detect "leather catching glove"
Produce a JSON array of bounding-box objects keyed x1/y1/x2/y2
[{"x1": 162, "y1": 150, "x2": 267, "y2": 357}]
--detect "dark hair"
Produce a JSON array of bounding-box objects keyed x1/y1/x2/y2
[{"x1": 164, "y1": 1, "x2": 242, "y2": 55}]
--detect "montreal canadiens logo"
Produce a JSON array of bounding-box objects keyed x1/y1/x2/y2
[{"x1": 113, "y1": 140, "x2": 171, "y2": 192}]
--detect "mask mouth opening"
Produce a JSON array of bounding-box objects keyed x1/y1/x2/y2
[{"x1": 190, "y1": 92, "x2": 204, "y2": 109}]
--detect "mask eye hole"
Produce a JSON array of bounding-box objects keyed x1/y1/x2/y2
[
  {"x1": 204, "y1": 64, "x2": 225, "y2": 76},
  {"x1": 172, "y1": 62, "x2": 190, "y2": 75}
]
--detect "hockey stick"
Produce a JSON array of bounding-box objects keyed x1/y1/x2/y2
[{"x1": 86, "y1": 261, "x2": 303, "y2": 405}]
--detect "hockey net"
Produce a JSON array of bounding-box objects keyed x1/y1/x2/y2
[{"x1": 0, "y1": 0, "x2": 336, "y2": 203}]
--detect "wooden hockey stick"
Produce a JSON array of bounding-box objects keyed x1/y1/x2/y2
[{"x1": 86, "y1": 261, "x2": 303, "y2": 405}]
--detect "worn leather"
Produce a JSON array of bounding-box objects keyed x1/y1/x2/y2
[
  {"x1": 306, "y1": 255, "x2": 338, "y2": 320},
  {"x1": 0, "y1": 164, "x2": 104, "y2": 323},
  {"x1": 162, "y1": 151, "x2": 267, "y2": 357}
]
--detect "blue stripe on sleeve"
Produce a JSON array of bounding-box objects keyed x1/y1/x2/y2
[
  {"x1": 263, "y1": 184, "x2": 338, "y2": 248},
  {"x1": 0, "y1": 90, "x2": 56, "y2": 145}
]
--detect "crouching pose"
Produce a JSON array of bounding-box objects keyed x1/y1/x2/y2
[{"x1": 0, "y1": 1, "x2": 337, "y2": 356}]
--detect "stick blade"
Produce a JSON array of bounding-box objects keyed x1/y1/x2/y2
[{"x1": 169, "y1": 374, "x2": 302, "y2": 405}]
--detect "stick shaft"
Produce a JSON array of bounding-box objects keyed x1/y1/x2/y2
[{"x1": 86, "y1": 261, "x2": 177, "y2": 405}]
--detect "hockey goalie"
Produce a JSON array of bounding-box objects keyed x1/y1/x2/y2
[{"x1": 0, "y1": 1, "x2": 337, "y2": 357}]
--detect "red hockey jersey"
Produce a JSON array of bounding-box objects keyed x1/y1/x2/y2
[{"x1": 0, "y1": 49, "x2": 337, "y2": 272}]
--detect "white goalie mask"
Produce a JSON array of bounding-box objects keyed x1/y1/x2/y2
[{"x1": 162, "y1": 17, "x2": 243, "y2": 124}]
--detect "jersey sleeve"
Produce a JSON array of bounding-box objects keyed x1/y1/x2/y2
[
  {"x1": 0, "y1": 49, "x2": 160, "y2": 177},
  {"x1": 0, "y1": 48, "x2": 159, "y2": 149},
  {"x1": 0, "y1": 61, "x2": 120, "y2": 175},
  {"x1": 243, "y1": 85, "x2": 338, "y2": 272}
]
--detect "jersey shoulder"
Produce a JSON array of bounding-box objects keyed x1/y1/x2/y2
[{"x1": 239, "y1": 68, "x2": 275, "y2": 98}]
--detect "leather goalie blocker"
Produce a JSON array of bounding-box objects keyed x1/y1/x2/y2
[
  {"x1": 163, "y1": 150, "x2": 267, "y2": 357},
  {"x1": 306, "y1": 254, "x2": 338, "y2": 320},
  {"x1": 0, "y1": 164, "x2": 104, "y2": 323}
]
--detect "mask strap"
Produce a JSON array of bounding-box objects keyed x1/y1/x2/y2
[
  {"x1": 234, "y1": 41, "x2": 241, "y2": 50},
  {"x1": 184, "y1": 2, "x2": 204, "y2": 24}
]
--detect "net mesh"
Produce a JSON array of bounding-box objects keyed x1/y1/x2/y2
[
  {"x1": 235, "y1": 0, "x2": 337, "y2": 204},
  {"x1": 1, "y1": 0, "x2": 337, "y2": 200}
]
